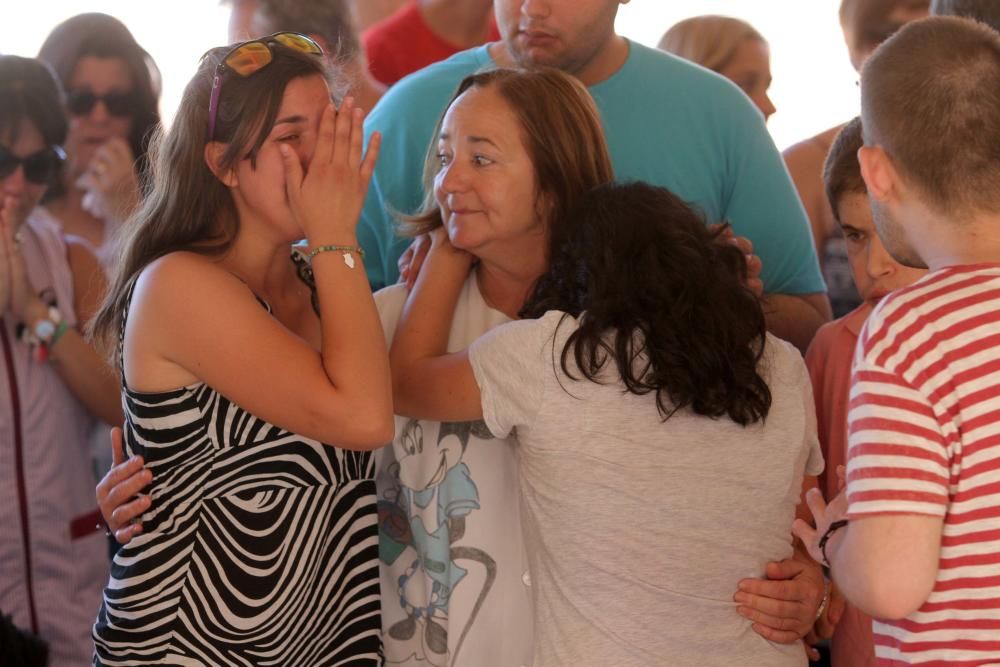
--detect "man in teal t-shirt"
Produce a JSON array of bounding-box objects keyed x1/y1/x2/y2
[{"x1": 359, "y1": 0, "x2": 830, "y2": 351}]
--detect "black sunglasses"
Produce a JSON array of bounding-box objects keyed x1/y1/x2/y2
[
  {"x1": 66, "y1": 89, "x2": 139, "y2": 117},
  {"x1": 0, "y1": 144, "x2": 66, "y2": 185}
]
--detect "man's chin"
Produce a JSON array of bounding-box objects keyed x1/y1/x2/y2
[{"x1": 510, "y1": 44, "x2": 564, "y2": 70}]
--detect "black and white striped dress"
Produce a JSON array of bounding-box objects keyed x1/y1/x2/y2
[{"x1": 93, "y1": 280, "x2": 382, "y2": 665}]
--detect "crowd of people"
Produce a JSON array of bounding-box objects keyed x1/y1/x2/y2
[{"x1": 1, "y1": 1, "x2": 999, "y2": 666}]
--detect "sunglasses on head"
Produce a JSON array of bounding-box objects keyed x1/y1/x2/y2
[
  {"x1": 66, "y1": 89, "x2": 139, "y2": 118},
  {"x1": 206, "y1": 32, "x2": 324, "y2": 141},
  {"x1": 0, "y1": 144, "x2": 66, "y2": 185}
]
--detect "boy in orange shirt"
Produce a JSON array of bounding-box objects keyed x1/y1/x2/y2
[{"x1": 804, "y1": 116, "x2": 925, "y2": 667}]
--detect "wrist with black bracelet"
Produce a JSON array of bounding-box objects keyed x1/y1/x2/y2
[{"x1": 819, "y1": 519, "x2": 849, "y2": 568}]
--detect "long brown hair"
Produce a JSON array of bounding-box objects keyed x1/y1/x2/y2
[
  {"x1": 401, "y1": 67, "x2": 615, "y2": 257},
  {"x1": 37, "y1": 13, "x2": 163, "y2": 192},
  {"x1": 90, "y1": 44, "x2": 328, "y2": 365}
]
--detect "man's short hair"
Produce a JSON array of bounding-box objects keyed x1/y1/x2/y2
[
  {"x1": 823, "y1": 117, "x2": 867, "y2": 223},
  {"x1": 930, "y1": 0, "x2": 1000, "y2": 31},
  {"x1": 255, "y1": 0, "x2": 360, "y2": 61},
  {"x1": 861, "y1": 16, "x2": 1000, "y2": 216}
]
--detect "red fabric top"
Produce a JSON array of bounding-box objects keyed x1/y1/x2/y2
[
  {"x1": 363, "y1": 1, "x2": 501, "y2": 86},
  {"x1": 806, "y1": 302, "x2": 877, "y2": 667}
]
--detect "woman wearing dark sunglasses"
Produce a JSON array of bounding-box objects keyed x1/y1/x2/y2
[
  {"x1": 37, "y1": 12, "x2": 162, "y2": 261},
  {"x1": 88, "y1": 34, "x2": 390, "y2": 664},
  {"x1": 0, "y1": 54, "x2": 123, "y2": 667}
]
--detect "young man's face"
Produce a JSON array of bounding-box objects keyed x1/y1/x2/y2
[
  {"x1": 494, "y1": 0, "x2": 625, "y2": 75},
  {"x1": 839, "y1": 191, "x2": 927, "y2": 304},
  {"x1": 845, "y1": 1, "x2": 929, "y2": 72}
]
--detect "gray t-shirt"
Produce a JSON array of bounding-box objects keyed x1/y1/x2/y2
[{"x1": 469, "y1": 311, "x2": 823, "y2": 667}]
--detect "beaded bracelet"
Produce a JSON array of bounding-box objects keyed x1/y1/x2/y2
[
  {"x1": 17, "y1": 306, "x2": 68, "y2": 363},
  {"x1": 814, "y1": 578, "x2": 831, "y2": 621},
  {"x1": 308, "y1": 244, "x2": 365, "y2": 269}
]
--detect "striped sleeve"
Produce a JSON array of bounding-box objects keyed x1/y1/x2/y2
[{"x1": 845, "y1": 361, "x2": 951, "y2": 519}]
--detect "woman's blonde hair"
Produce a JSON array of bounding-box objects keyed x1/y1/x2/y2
[{"x1": 657, "y1": 15, "x2": 765, "y2": 73}]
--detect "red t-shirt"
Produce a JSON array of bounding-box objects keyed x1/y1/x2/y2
[
  {"x1": 806, "y1": 303, "x2": 877, "y2": 667},
  {"x1": 847, "y1": 264, "x2": 1000, "y2": 665},
  {"x1": 362, "y1": 1, "x2": 501, "y2": 86}
]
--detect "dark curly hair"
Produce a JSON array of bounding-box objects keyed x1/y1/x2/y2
[{"x1": 522, "y1": 182, "x2": 772, "y2": 426}]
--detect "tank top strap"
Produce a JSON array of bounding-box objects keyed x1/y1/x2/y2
[
  {"x1": 227, "y1": 272, "x2": 273, "y2": 314},
  {"x1": 117, "y1": 277, "x2": 140, "y2": 390}
]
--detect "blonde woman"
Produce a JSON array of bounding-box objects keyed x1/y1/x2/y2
[{"x1": 659, "y1": 15, "x2": 776, "y2": 122}]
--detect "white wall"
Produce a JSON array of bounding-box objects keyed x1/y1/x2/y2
[
  {"x1": 616, "y1": 0, "x2": 858, "y2": 149},
  {"x1": 0, "y1": 1, "x2": 231, "y2": 134},
  {"x1": 2, "y1": 1, "x2": 857, "y2": 149}
]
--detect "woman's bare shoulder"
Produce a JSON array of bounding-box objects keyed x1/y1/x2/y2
[{"x1": 131, "y1": 251, "x2": 257, "y2": 323}]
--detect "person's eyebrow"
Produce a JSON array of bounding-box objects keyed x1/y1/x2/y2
[
  {"x1": 467, "y1": 135, "x2": 500, "y2": 150},
  {"x1": 273, "y1": 114, "x2": 307, "y2": 127},
  {"x1": 839, "y1": 223, "x2": 864, "y2": 233},
  {"x1": 438, "y1": 131, "x2": 501, "y2": 151}
]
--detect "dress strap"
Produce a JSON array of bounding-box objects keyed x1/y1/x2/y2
[
  {"x1": 117, "y1": 277, "x2": 140, "y2": 390},
  {"x1": 226, "y1": 273, "x2": 274, "y2": 315}
]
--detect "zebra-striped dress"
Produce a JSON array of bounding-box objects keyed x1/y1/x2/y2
[{"x1": 93, "y1": 282, "x2": 382, "y2": 665}]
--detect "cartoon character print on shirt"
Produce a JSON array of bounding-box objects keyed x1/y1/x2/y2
[{"x1": 378, "y1": 418, "x2": 497, "y2": 667}]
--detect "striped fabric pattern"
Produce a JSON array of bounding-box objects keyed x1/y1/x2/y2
[
  {"x1": 846, "y1": 264, "x2": 1000, "y2": 666},
  {"x1": 92, "y1": 289, "x2": 382, "y2": 665}
]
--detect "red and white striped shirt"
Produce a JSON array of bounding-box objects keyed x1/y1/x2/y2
[{"x1": 847, "y1": 264, "x2": 1000, "y2": 666}]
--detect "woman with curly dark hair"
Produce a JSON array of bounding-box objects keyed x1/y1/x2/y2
[{"x1": 389, "y1": 176, "x2": 823, "y2": 665}]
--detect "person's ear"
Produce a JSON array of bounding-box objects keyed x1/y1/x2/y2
[
  {"x1": 204, "y1": 141, "x2": 238, "y2": 187},
  {"x1": 534, "y1": 192, "x2": 555, "y2": 229},
  {"x1": 858, "y1": 145, "x2": 897, "y2": 206}
]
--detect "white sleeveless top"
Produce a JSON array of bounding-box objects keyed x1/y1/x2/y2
[{"x1": 0, "y1": 207, "x2": 109, "y2": 666}]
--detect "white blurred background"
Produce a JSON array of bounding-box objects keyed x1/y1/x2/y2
[{"x1": 0, "y1": 1, "x2": 858, "y2": 149}]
